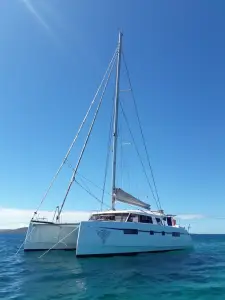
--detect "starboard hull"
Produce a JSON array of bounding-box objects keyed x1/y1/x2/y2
[{"x1": 76, "y1": 221, "x2": 192, "y2": 257}]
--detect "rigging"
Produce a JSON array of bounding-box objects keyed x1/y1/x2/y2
[{"x1": 121, "y1": 50, "x2": 163, "y2": 211}]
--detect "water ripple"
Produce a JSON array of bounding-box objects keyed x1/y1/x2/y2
[{"x1": 1, "y1": 234, "x2": 225, "y2": 299}]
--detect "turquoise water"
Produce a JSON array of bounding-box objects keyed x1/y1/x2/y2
[{"x1": 1, "y1": 234, "x2": 225, "y2": 300}]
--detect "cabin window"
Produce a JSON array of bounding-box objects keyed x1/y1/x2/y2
[
  {"x1": 89, "y1": 213, "x2": 128, "y2": 222},
  {"x1": 150, "y1": 231, "x2": 154, "y2": 235},
  {"x1": 115, "y1": 213, "x2": 129, "y2": 222},
  {"x1": 89, "y1": 214, "x2": 115, "y2": 221},
  {"x1": 123, "y1": 229, "x2": 138, "y2": 235},
  {"x1": 167, "y1": 217, "x2": 172, "y2": 226},
  {"x1": 156, "y1": 218, "x2": 162, "y2": 225},
  {"x1": 139, "y1": 215, "x2": 153, "y2": 223},
  {"x1": 104, "y1": 215, "x2": 115, "y2": 221},
  {"x1": 172, "y1": 232, "x2": 180, "y2": 237},
  {"x1": 127, "y1": 214, "x2": 139, "y2": 223}
]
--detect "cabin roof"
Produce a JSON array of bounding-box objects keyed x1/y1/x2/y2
[{"x1": 90, "y1": 209, "x2": 169, "y2": 217}]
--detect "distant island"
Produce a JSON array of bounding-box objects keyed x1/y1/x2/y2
[{"x1": 0, "y1": 227, "x2": 28, "y2": 234}]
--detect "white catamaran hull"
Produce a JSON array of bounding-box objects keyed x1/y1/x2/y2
[
  {"x1": 24, "y1": 221, "x2": 80, "y2": 251},
  {"x1": 76, "y1": 221, "x2": 192, "y2": 257}
]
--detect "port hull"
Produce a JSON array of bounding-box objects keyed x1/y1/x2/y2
[{"x1": 24, "y1": 221, "x2": 79, "y2": 251}]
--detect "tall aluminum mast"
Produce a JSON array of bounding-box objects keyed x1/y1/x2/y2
[{"x1": 111, "y1": 32, "x2": 123, "y2": 210}]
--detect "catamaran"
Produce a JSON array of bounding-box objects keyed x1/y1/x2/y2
[{"x1": 24, "y1": 32, "x2": 192, "y2": 257}]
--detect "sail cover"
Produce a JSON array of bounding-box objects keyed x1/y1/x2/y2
[{"x1": 114, "y1": 188, "x2": 150, "y2": 210}]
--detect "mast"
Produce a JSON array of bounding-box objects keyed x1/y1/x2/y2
[{"x1": 111, "y1": 31, "x2": 122, "y2": 210}]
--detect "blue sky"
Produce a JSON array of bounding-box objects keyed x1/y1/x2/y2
[{"x1": 1, "y1": 0, "x2": 225, "y2": 233}]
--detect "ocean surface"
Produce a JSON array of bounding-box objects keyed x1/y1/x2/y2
[{"x1": 1, "y1": 234, "x2": 225, "y2": 300}]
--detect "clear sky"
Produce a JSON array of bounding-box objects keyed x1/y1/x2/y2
[{"x1": 1, "y1": 0, "x2": 225, "y2": 233}]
